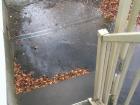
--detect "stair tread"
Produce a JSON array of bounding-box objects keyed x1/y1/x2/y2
[{"x1": 18, "y1": 72, "x2": 94, "y2": 105}]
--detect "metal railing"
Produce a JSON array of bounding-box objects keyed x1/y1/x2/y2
[
  {"x1": 93, "y1": 0, "x2": 140, "y2": 105},
  {"x1": 93, "y1": 29, "x2": 140, "y2": 105}
]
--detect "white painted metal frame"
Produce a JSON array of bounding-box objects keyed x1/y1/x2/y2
[
  {"x1": 102, "y1": 42, "x2": 120, "y2": 105},
  {"x1": 93, "y1": 1, "x2": 140, "y2": 104},
  {"x1": 103, "y1": 32, "x2": 140, "y2": 43},
  {"x1": 93, "y1": 29, "x2": 140, "y2": 105},
  {"x1": 100, "y1": 0, "x2": 134, "y2": 104},
  {"x1": 114, "y1": 0, "x2": 132, "y2": 33},
  {"x1": 0, "y1": 1, "x2": 7, "y2": 105},
  {"x1": 94, "y1": 29, "x2": 108, "y2": 100},
  {"x1": 112, "y1": 0, "x2": 140, "y2": 105},
  {"x1": 94, "y1": 1, "x2": 140, "y2": 103}
]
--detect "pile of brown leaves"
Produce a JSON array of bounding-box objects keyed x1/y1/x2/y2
[
  {"x1": 14, "y1": 63, "x2": 89, "y2": 94},
  {"x1": 100, "y1": 0, "x2": 140, "y2": 25},
  {"x1": 100, "y1": 0, "x2": 119, "y2": 21}
]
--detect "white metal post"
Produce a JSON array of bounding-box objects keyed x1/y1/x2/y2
[
  {"x1": 94, "y1": 30, "x2": 102, "y2": 100},
  {"x1": 0, "y1": 1, "x2": 7, "y2": 105},
  {"x1": 94, "y1": 29, "x2": 108, "y2": 100},
  {"x1": 116, "y1": 0, "x2": 132, "y2": 62},
  {"x1": 120, "y1": 0, "x2": 140, "y2": 60},
  {"x1": 102, "y1": 42, "x2": 120, "y2": 105},
  {"x1": 96, "y1": 41, "x2": 107, "y2": 100},
  {"x1": 114, "y1": 0, "x2": 132, "y2": 33},
  {"x1": 111, "y1": 74, "x2": 120, "y2": 96},
  {"x1": 124, "y1": 69, "x2": 140, "y2": 105},
  {"x1": 100, "y1": 43, "x2": 111, "y2": 100}
]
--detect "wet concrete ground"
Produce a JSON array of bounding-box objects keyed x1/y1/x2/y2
[
  {"x1": 7, "y1": 1, "x2": 103, "y2": 104},
  {"x1": 17, "y1": 46, "x2": 140, "y2": 105},
  {"x1": 6, "y1": 0, "x2": 140, "y2": 105},
  {"x1": 8, "y1": 0, "x2": 111, "y2": 77}
]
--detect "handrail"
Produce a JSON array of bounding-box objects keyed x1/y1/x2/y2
[
  {"x1": 103, "y1": 32, "x2": 140, "y2": 43},
  {"x1": 93, "y1": 28, "x2": 140, "y2": 105}
]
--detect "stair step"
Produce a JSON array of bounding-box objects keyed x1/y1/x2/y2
[{"x1": 18, "y1": 72, "x2": 95, "y2": 105}]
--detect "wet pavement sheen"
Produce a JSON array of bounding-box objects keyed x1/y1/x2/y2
[
  {"x1": 9, "y1": 0, "x2": 106, "y2": 77},
  {"x1": 7, "y1": 1, "x2": 140, "y2": 105}
]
